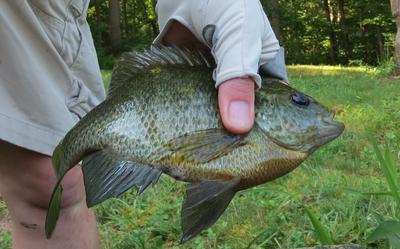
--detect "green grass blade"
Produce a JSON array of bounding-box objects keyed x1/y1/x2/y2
[
  {"x1": 388, "y1": 235, "x2": 400, "y2": 249},
  {"x1": 362, "y1": 192, "x2": 393, "y2": 197},
  {"x1": 384, "y1": 143, "x2": 398, "y2": 184},
  {"x1": 367, "y1": 220, "x2": 400, "y2": 242},
  {"x1": 245, "y1": 231, "x2": 277, "y2": 249},
  {"x1": 304, "y1": 206, "x2": 334, "y2": 245},
  {"x1": 371, "y1": 140, "x2": 400, "y2": 209},
  {"x1": 343, "y1": 188, "x2": 392, "y2": 197}
]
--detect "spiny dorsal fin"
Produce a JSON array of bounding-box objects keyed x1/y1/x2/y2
[{"x1": 108, "y1": 46, "x2": 215, "y2": 97}]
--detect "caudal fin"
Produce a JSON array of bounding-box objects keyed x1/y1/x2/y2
[
  {"x1": 45, "y1": 183, "x2": 62, "y2": 238},
  {"x1": 180, "y1": 178, "x2": 240, "y2": 243},
  {"x1": 45, "y1": 144, "x2": 70, "y2": 239}
]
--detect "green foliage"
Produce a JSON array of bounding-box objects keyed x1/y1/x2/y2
[
  {"x1": 87, "y1": 0, "x2": 157, "y2": 66},
  {"x1": 376, "y1": 57, "x2": 397, "y2": 77},
  {"x1": 304, "y1": 206, "x2": 335, "y2": 245},
  {"x1": 272, "y1": 0, "x2": 395, "y2": 65},
  {"x1": 101, "y1": 70, "x2": 112, "y2": 90},
  {"x1": 367, "y1": 220, "x2": 400, "y2": 248},
  {"x1": 365, "y1": 141, "x2": 400, "y2": 249},
  {"x1": 98, "y1": 51, "x2": 117, "y2": 70},
  {"x1": 0, "y1": 197, "x2": 10, "y2": 249},
  {"x1": 89, "y1": 0, "x2": 396, "y2": 67},
  {"x1": 371, "y1": 141, "x2": 400, "y2": 210},
  {"x1": 0, "y1": 232, "x2": 11, "y2": 249}
]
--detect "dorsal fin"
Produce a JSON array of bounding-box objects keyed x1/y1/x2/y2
[{"x1": 108, "y1": 46, "x2": 215, "y2": 97}]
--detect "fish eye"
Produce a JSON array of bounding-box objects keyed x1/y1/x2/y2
[{"x1": 290, "y1": 93, "x2": 310, "y2": 106}]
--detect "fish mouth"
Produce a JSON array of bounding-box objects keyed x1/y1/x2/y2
[
  {"x1": 316, "y1": 120, "x2": 345, "y2": 147},
  {"x1": 321, "y1": 111, "x2": 345, "y2": 139}
]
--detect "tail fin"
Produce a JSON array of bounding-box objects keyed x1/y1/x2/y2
[
  {"x1": 180, "y1": 178, "x2": 240, "y2": 243},
  {"x1": 45, "y1": 181, "x2": 63, "y2": 238},
  {"x1": 45, "y1": 146, "x2": 67, "y2": 239}
]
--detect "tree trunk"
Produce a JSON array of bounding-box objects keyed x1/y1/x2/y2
[
  {"x1": 337, "y1": 0, "x2": 352, "y2": 63},
  {"x1": 390, "y1": 0, "x2": 400, "y2": 75},
  {"x1": 109, "y1": 0, "x2": 122, "y2": 55},
  {"x1": 93, "y1": 0, "x2": 103, "y2": 44},
  {"x1": 377, "y1": 31, "x2": 385, "y2": 60},
  {"x1": 131, "y1": 0, "x2": 137, "y2": 34},
  {"x1": 268, "y1": 0, "x2": 281, "y2": 41},
  {"x1": 122, "y1": 0, "x2": 129, "y2": 38},
  {"x1": 323, "y1": 0, "x2": 338, "y2": 64}
]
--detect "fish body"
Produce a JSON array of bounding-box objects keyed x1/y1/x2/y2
[{"x1": 46, "y1": 47, "x2": 344, "y2": 243}]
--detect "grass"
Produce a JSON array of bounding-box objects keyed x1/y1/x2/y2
[{"x1": 0, "y1": 65, "x2": 399, "y2": 248}]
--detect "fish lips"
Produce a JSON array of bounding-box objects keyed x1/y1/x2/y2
[{"x1": 314, "y1": 120, "x2": 345, "y2": 149}]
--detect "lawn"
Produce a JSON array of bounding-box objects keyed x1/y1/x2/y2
[{"x1": 0, "y1": 65, "x2": 399, "y2": 248}]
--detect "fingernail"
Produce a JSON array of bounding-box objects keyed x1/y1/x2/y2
[{"x1": 228, "y1": 100, "x2": 251, "y2": 128}]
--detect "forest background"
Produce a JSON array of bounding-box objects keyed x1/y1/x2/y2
[{"x1": 90, "y1": 0, "x2": 395, "y2": 70}]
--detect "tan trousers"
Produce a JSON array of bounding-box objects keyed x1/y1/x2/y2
[{"x1": 0, "y1": 0, "x2": 106, "y2": 155}]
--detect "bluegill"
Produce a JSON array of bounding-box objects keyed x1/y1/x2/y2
[{"x1": 45, "y1": 46, "x2": 344, "y2": 243}]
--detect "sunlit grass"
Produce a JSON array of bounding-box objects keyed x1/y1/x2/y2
[
  {"x1": 0, "y1": 232, "x2": 11, "y2": 249},
  {"x1": 0, "y1": 65, "x2": 399, "y2": 248},
  {"x1": 288, "y1": 65, "x2": 376, "y2": 76},
  {"x1": 102, "y1": 70, "x2": 112, "y2": 90}
]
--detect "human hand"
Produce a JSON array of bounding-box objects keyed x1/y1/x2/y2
[{"x1": 155, "y1": 0, "x2": 288, "y2": 134}]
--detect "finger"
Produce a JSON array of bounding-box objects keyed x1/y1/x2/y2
[{"x1": 218, "y1": 77, "x2": 255, "y2": 134}]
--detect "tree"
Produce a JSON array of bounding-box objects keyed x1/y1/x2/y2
[
  {"x1": 266, "y1": 0, "x2": 282, "y2": 41},
  {"x1": 109, "y1": 0, "x2": 122, "y2": 55},
  {"x1": 87, "y1": 0, "x2": 395, "y2": 67},
  {"x1": 390, "y1": 0, "x2": 400, "y2": 74},
  {"x1": 323, "y1": 0, "x2": 338, "y2": 64},
  {"x1": 337, "y1": 0, "x2": 352, "y2": 63}
]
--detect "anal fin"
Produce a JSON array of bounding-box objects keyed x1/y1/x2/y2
[
  {"x1": 180, "y1": 178, "x2": 240, "y2": 243},
  {"x1": 82, "y1": 149, "x2": 162, "y2": 207}
]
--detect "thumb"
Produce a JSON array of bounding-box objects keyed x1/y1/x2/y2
[{"x1": 218, "y1": 78, "x2": 255, "y2": 134}]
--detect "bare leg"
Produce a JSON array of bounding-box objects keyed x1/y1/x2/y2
[{"x1": 0, "y1": 141, "x2": 98, "y2": 249}]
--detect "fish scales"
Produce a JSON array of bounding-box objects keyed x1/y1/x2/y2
[
  {"x1": 58, "y1": 64, "x2": 299, "y2": 183},
  {"x1": 45, "y1": 46, "x2": 344, "y2": 243}
]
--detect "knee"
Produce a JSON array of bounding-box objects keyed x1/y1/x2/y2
[
  {"x1": 0, "y1": 143, "x2": 86, "y2": 210},
  {"x1": 23, "y1": 162, "x2": 86, "y2": 211},
  {"x1": 34, "y1": 165, "x2": 86, "y2": 211}
]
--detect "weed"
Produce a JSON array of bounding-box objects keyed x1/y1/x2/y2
[{"x1": 365, "y1": 140, "x2": 400, "y2": 249}]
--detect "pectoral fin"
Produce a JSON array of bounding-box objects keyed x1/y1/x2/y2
[
  {"x1": 163, "y1": 128, "x2": 246, "y2": 163},
  {"x1": 82, "y1": 149, "x2": 162, "y2": 207},
  {"x1": 180, "y1": 178, "x2": 240, "y2": 243}
]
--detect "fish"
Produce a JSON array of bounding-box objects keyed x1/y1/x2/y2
[{"x1": 45, "y1": 46, "x2": 344, "y2": 243}]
